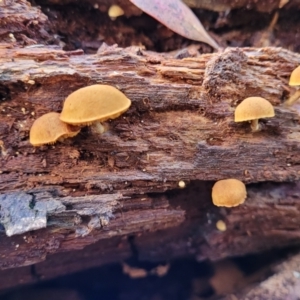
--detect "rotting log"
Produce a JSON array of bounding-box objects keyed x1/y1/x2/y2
[{"x1": 0, "y1": 44, "x2": 300, "y2": 289}]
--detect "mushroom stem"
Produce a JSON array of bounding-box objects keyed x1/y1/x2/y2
[
  {"x1": 250, "y1": 119, "x2": 260, "y2": 132},
  {"x1": 0, "y1": 140, "x2": 8, "y2": 157},
  {"x1": 91, "y1": 121, "x2": 105, "y2": 134},
  {"x1": 285, "y1": 89, "x2": 300, "y2": 106}
]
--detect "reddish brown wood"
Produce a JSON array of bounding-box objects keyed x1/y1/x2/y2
[{"x1": 0, "y1": 43, "x2": 300, "y2": 282}]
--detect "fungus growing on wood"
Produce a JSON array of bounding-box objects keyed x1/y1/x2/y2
[
  {"x1": 216, "y1": 220, "x2": 227, "y2": 231},
  {"x1": 212, "y1": 179, "x2": 247, "y2": 207},
  {"x1": 178, "y1": 180, "x2": 186, "y2": 188},
  {"x1": 234, "y1": 97, "x2": 275, "y2": 132},
  {"x1": 108, "y1": 5, "x2": 124, "y2": 20},
  {"x1": 60, "y1": 85, "x2": 131, "y2": 133},
  {"x1": 30, "y1": 112, "x2": 80, "y2": 146},
  {"x1": 286, "y1": 65, "x2": 300, "y2": 106}
]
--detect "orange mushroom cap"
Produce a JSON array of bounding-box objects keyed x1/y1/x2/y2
[
  {"x1": 60, "y1": 85, "x2": 131, "y2": 126},
  {"x1": 108, "y1": 5, "x2": 124, "y2": 18},
  {"x1": 289, "y1": 65, "x2": 300, "y2": 86},
  {"x1": 30, "y1": 112, "x2": 80, "y2": 146},
  {"x1": 234, "y1": 97, "x2": 274, "y2": 122},
  {"x1": 212, "y1": 179, "x2": 247, "y2": 207}
]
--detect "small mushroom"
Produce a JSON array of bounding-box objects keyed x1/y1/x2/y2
[
  {"x1": 216, "y1": 220, "x2": 227, "y2": 231},
  {"x1": 60, "y1": 84, "x2": 131, "y2": 133},
  {"x1": 178, "y1": 180, "x2": 186, "y2": 188},
  {"x1": 30, "y1": 112, "x2": 80, "y2": 146},
  {"x1": 234, "y1": 96, "x2": 275, "y2": 132},
  {"x1": 212, "y1": 179, "x2": 247, "y2": 207},
  {"x1": 286, "y1": 65, "x2": 300, "y2": 106},
  {"x1": 108, "y1": 4, "x2": 124, "y2": 20}
]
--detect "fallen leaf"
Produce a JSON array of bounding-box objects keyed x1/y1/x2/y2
[
  {"x1": 279, "y1": 0, "x2": 289, "y2": 8},
  {"x1": 129, "y1": 0, "x2": 219, "y2": 49}
]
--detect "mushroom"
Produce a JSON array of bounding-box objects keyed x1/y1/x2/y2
[
  {"x1": 212, "y1": 179, "x2": 247, "y2": 207},
  {"x1": 30, "y1": 112, "x2": 80, "y2": 146},
  {"x1": 286, "y1": 65, "x2": 300, "y2": 106},
  {"x1": 178, "y1": 180, "x2": 186, "y2": 188},
  {"x1": 108, "y1": 5, "x2": 124, "y2": 20},
  {"x1": 234, "y1": 96, "x2": 275, "y2": 132},
  {"x1": 60, "y1": 84, "x2": 131, "y2": 133},
  {"x1": 216, "y1": 220, "x2": 227, "y2": 231}
]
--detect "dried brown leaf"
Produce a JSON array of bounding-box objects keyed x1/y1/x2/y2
[{"x1": 129, "y1": 0, "x2": 219, "y2": 49}]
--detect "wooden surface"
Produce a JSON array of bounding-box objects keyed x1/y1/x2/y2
[
  {"x1": 0, "y1": 44, "x2": 300, "y2": 279},
  {"x1": 1, "y1": 45, "x2": 300, "y2": 193}
]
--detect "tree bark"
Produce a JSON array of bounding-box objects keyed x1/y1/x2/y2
[{"x1": 0, "y1": 42, "x2": 300, "y2": 286}]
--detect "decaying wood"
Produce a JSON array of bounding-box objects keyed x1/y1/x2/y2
[
  {"x1": 1, "y1": 0, "x2": 300, "y2": 294},
  {"x1": 1, "y1": 181, "x2": 300, "y2": 291},
  {"x1": 0, "y1": 43, "x2": 300, "y2": 286}
]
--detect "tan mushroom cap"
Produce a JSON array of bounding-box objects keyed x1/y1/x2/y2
[
  {"x1": 108, "y1": 5, "x2": 124, "y2": 18},
  {"x1": 212, "y1": 179, "x2": 247, "y2": 207},
  {"x1": 234, "y1": 97, "x2": 274, "y2": 122},
  {"x1": 30, "y1": 112, "x2": 80, "y2": 146},
  {"x1": 289, "y1": 65, "x2": 300, "y2": 86},
  {"x1": 60, "y1": 85, "x2": 131, "y2": 125}
]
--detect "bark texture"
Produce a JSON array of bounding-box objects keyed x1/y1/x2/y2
[{"x1": 0, "y1": 43, "x2": 300, "y2": 285}]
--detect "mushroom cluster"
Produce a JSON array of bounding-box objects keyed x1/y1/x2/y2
[
  {"x1": 29, "y1": 85, "x2": 131, "y2": 146},
  {"x1": 29, "y1": 67, "x2": 298, "y2": 210},
  {"x1": 210, "y1": 97, "x2": 274, "y2": 208},
  {"x1": 212, "y1": 95, "x2": 277, "y2": 208},
  {"x1": 212, "y1": 65, "x2": 299, "y2": 208}
]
